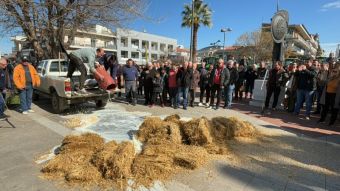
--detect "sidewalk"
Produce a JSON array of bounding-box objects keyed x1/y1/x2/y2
[
  {"x1": 231, "y1": 99, "x2": 340, "y2": 139},
  {"x1": 0, "y1": 109, "x2": 63, "y2": 191}
]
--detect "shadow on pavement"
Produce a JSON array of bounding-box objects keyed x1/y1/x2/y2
[
  {"x1": 214, "y1": 132, "x2": 340, "y2": 191},
  {"x1": 232, "y1": 100, "x2": 340, "y2": 138}
]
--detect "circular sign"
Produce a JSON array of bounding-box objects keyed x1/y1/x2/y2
[{"x1": 271, "y1": 12, "x2": 288, "y2": 43}]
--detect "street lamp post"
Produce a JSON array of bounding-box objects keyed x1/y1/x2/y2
[{"x1": 220, "y1": 28, "x2": 232, "y2": 60}]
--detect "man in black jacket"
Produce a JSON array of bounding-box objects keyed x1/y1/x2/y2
[
  {"x1": 224, "y1": 60, "x2": 239, "y2": 108},
  {"x1": 293, "y1": 60, "x2": 318, "y2": 120},
  {"x1": 264, "y1": 61, "x2": 288, "y2": 111},
  {"x1": 176, "y1": 62, "x2": 192, "y2": 110},
  {"x1": 0, "y1": 58, "x2": 10, "y2": 120},
  {"x1": 141, "y1": 63, "x2": 157, "y2": 106},
  {"x1": 208, "y1": 59, "x2": 230, "y2": 110}
]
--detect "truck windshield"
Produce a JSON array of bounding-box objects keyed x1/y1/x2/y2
[{"x1": 50, "y1": 61, "x2": 69, "y2": 72}]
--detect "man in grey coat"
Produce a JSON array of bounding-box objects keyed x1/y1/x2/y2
[{"x1": 67, "y1": 47, "x2": 105, "y2": 94}]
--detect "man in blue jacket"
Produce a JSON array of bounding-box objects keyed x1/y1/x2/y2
[{"x1": 122, "y1": 59, "x2": 139, "y2": 106}]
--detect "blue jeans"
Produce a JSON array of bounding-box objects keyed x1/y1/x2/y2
[
  {"x1": 224, "y1": 84, "x2": 235, "y2": 107},
  {"x1": 0, "y1": 92, "x2": 6, "y2": 116},
  {"x1": 177, "y1": 87, "x2": 189, "y2": 108},
  {"x1": 294, "y1": 89, "x2": 314, "y2": 116},
  {"x1": 19, "y1": 84, "x2": 33, "y2": 112}
]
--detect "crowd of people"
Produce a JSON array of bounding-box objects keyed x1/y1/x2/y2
[
  {"x1": 0, "y1": 48, "x2": 339, "y2": 127},
  {"x1": 109, "y1": 54, "x2": 340, "y2": 126},
  {"x1": 101, "y1": 53, "x2": 339, "y2": 127}
]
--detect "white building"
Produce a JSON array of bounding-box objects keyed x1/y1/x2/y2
[
  {"x1": 12, "y1": 25, "x2": 178, "y2": 65},
  {"x1": 115, "y1": 28, "x2": 177, "y2": 65},
  {"x1": 336, "y1": 44, "x2": 340, "y2": 59}
]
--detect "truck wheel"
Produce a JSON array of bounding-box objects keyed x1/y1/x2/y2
[
  {"x1": 51, "y1": 92, "x2": 64, "y2": 113},
  {"x1": 96, "y1": 100, "x2": 107, "y2": 108}
]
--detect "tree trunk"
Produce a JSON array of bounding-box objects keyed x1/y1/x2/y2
[{"x1": 192, "y1": 24, "x2": 199, "y2": 62}]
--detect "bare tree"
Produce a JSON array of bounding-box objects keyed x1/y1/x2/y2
[
  {"x1": 0, "y1": 0, "x2": 148, "y2": 60},
  {"x1": 235, "y1": 29, "x2": 273, "y2": 62}
]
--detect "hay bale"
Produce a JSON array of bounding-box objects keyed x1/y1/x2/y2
[
  {"x1": 41, "y1": 133, "x2": 105, "y2": 184},
  {"x1": 137, "y1": 117, "x2": 182, "y2": 145},
  {"x1": 182, "y1": 117, "x2": 213, "y2": 146},
  {"x1": 132, "y1": 142, "x2": 177, "y2": 187},
  {"x1": 167, "y1": 122, "x2": 182, "y2": 144},
  {"x1": 60, "y1": 133, "x2": 105, "y2": 153},
  {"x1": 210, "y1": 117, "x2": 256, "y2": 140},
  {"x1": 94, "y1": 141, "x2": 135, "y2": 180},
  {"x1": 137, "y1": 117, "x2": 169, "y2": 143}
]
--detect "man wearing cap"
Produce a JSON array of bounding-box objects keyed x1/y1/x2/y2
[
  {"x1": 67, "y1": 47, "x2": 105, "y2": 94},
  {"x1": 13, "y1": 56, "x2": 40, "y2": 114},
  {"x1": 0, "y1": 58, "x2": 11, "y2": 119}
]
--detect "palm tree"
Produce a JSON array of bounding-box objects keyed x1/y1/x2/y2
[{"x1": 181, "y1": 0, "x2": 212, "y2": 62}]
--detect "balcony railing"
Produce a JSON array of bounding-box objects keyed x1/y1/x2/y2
[
  {"x1": 71, "y1": 42, "x2": 117, "y2": 49},
  {"x1": 131, "y1": 44, "x2": 139, "y2": 49},
  {"x1": 105, "y1": 44, "x2": 117, "y2": 49},
  {"x1": 71, "y1": 42, "x2": 92, "y2": 47}
]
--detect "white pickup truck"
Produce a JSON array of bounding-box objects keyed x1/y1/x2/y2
[{"x1": 33, "y1": 59, "x2": 110, "y2": 113}]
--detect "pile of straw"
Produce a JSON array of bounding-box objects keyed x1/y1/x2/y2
[
  {"x1": 210, "y1": 117, "x2": 257, "y2": 140},
  {"x1": 41, "y1": 115, "x2": 257, "y2": 190},
  {"x1": 63, "y1": 115, "x2": 99, "y2": 129}
]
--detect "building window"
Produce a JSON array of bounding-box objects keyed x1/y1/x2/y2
[
  {"x1": 131, "y1": 39, "x2": 139, "y2": 49},
  {"x1": 105, "y1": 41, "x2": 116, "y2": 49},
  {"x1": 142, "y1": 52, "x2": 147, "y2": 59},
  {"x1": 121, "y1": 51, "x2": 128, "y2": 58},
  {"x1": 121, "y1": 38, "x2": 128, "y2": 47},
  {"x1": 151, "y1": 54, "x2": 158, "y2": 60},
  {"x1": 131, "y1": 52, "x2": 139, "y2": 59},
  {"x1": 160, "y1": 44, "x2": 166, "y2": 52},
  {"x1": 168, "y1": 45, "x2": 174, "y2": 52},
  {"x1": 91, "y1": 39, "x2": 96, "y2": 48},
  {"x1": 151, "y1": 42, "x2": 158, "y2": 51},
  {"x1": 142, "y1": 40, "x2": 149, "y2": 50}
]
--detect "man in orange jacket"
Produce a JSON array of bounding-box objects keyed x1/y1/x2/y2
[{"x1": 13, "y1": 56, "x2": 40, "y2": 114}]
